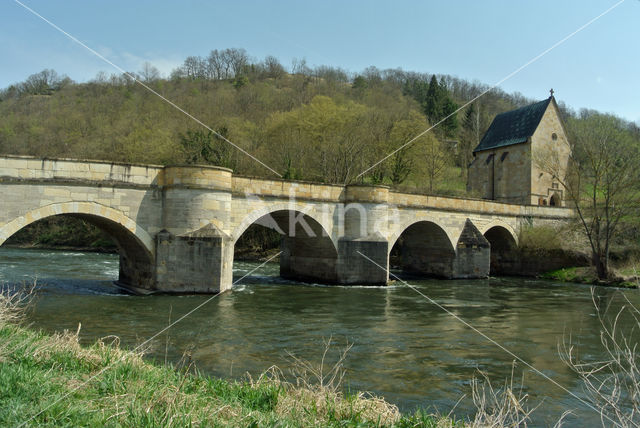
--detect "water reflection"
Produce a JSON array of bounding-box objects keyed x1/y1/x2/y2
[{"x1": 1, "y1": 247, "x2": 637, "y2": 427}]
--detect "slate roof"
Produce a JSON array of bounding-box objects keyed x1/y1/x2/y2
[{"x1": 473, "y1": 97, "x2": 552, "y2": 153}]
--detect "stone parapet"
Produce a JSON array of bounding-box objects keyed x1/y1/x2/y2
[
  {"x1": 345, "y1": 184, "x2": 389, "y2": 204},
  {"x1": 232, "y1": 176, "x2": 343, "y2": 201},
  {"x1": 0, "y1": 155, "x2": 163, "y2": 186},
  {"x1": 160, "y1": 165, "x2": 232, "y2": 190},
  {"x1": 0, "y1": 156, "x2": 575, "y2": 222},
  {"x1": 388, "y1": 191, "x2": 573, "y2": 218}
]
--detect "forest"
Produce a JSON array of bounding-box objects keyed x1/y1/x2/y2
[
  {"x1": 2, "y1": 49, "x2": 639, "y2": 276},
  {"x1": 0, "y1": 48, "x2": 579, "y2": 195}
]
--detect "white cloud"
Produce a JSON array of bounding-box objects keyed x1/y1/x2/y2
[
  {"x1": 96, "y1": 46, "x2": 115, "y2": 60},
  {"x1": 120, "y1": 51, "x2": 182, "y2": 77},
  {"x1": 53, "y1": 45, "x2": 183, "y2": 81}
]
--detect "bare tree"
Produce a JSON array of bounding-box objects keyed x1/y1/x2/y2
[
  {"x1": 206, "y1": 49, "x2": 224, "y2": 80},
  {"x1": 220, "y1": 50, "x2": 233, "y2": 79},
  {"x1": 536, "y1": 112, "x2": 640, "y2": 279},
  {"x1": 182, "y1": 56, "x2": 206, "y2": 80},
  {"x1": 561, "y1": 289, "x2": 640, "y2": 427},
  {"x1": 423, "y1": 136, "x2": 451, "y2": 193},
  {"x1": 313, "y1": 65, "x2": 348, "y2": 83},
  {"x1": 226, "y1": 48, "x2": 249, "y2": 77},
  {"x1": 291, "y1": 58, "x2": 311, "y2": 76},
  {"x1": 263, "y1": 55, "x2": 285, "y2": 79},
  {"x1": 139, "y1": 62, "x2": 161, "y2": 83},
  {"x1": 20, "y1": 69, "x2": 70, "y2": 95},
  {"x1": 362, "y1": 66, "x2": 382, "y2": 87}
]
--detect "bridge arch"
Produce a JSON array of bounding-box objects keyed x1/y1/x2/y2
[
  {"x1": 232, "y1": 203, "x2": 335, "y2": 247},
  {"x1": 232, "y1": 204, "x2": 338, "y2": 283},
  {"x1": 0, "y1": 202, "x2": 155, "y2": 290},
  {"x1": 388, "y1": 217, "x2": 457, "y2": 253},
  {"x1": 482, "y1": 223, "x2": 519, "y2": 276},
  {"x1": 389, "y1": 219, "x2": 457, "y2": 278},
  {"x1": 479, "y1": 220, "x2": 518, "y2": 246}
]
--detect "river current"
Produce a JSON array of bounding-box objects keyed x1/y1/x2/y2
[{"x1": 1, "y1": 246, "x2": 638, "y2": 426}]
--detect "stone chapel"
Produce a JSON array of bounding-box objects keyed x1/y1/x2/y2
[{"x1": 467, "y1": 93, "x2": 570, "y2": 206}]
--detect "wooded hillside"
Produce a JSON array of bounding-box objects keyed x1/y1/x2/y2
[{"x1": 0, "y1": 49, "x2": 637, "y2": 198}]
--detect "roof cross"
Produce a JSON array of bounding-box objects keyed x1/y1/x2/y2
[{"x1": 549, "y1": 88, "x2": 554, "y2": 97}]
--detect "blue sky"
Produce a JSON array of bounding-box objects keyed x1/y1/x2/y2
[{"x1": 2, "y1": 0, "x2": 638, "y2": 123}]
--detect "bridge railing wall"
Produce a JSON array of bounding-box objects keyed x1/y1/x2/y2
[
  {"x1": 232, "y1": 176, "x2": 343, "y2": 201},
  {"x1": 388, "y1": 191, "x2": 573, "y2": 218},
  {"x1": 0, "y1": 156, "x2": 163, "y2": 186},
  {"x1": 0, "y1": 155, "x2": 574, "y2": 220}
]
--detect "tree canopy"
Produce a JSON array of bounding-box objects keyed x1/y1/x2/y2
[{"x1": 1, "y1": 49, "x2": 635, "y2": 199}]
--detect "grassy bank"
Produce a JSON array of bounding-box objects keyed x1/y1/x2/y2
[
  {"x1": 0, "y1": 291, "x2": 458, "y2": 427},
  {"x1": 518, "y1": 225, "x2": 640, "y2": 288},
  {"x1": 541, "y1": 266, "x2": 639, "y2": 289}
]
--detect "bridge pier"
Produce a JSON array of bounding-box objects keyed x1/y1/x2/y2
[
  {"x1": 336, "y1": 237, "x2": 388, "y2": 284},
  {"x1": 334, "y1": 185, "x2": 390, "y2": 284},
  {"x1": 271, "y1": 185, "x2": 391, "y2": 286},
  {"x1": 451, "y1": 219, "x2": 490, "y2": 279},
  {"x1": 153, "y1": 165, "x2": 234, "y2": 293},
  {"x1": 154, "y1": 227, "x2": 232, "y2": 294},
  {"x1": 280, "y1": 235, "x2": 338, "y2": 283}
]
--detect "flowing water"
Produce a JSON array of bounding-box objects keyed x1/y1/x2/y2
[{"x1": 1, "y1": 246, "x2": 638, "y2": 426}]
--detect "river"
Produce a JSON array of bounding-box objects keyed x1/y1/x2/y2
[{"x1": 1, "y1": 246, "x2": 637, "y2": 426}]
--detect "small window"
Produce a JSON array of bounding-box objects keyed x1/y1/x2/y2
[
  {"x1": 552, "y1": 182, "x2": 559, "y2": 189},
  {"x1": 552, "y1": 133, "x2": 558, "y2": 141},
  {"x1": 500, "y1": 152, "x2": 509, "y2": 162},
  {"x1": 485, "y1": 154, "x2": 494, "y2": 165}
]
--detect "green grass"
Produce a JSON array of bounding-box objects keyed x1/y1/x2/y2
[
  {"x1": 0, "y1": 315, "x2": 452, "y2": 427},
  {"x1": 541, "y1": 266, "x2": 638, "y2": 289},
  {"x1": 619, "y1": 267, "x2": 640, "y2": 277},
  {"x1": 541, "y1": 267, "x2": 581, "y2": 282}
]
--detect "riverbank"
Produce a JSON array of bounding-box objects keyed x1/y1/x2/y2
[
  {"x1": 5, "y1": 251, "x2": 634, "y2": 426},
  {"x1": 540, "y1": 266, "x2": 639, "y2": 289},
  {"x1": 0, "y1": 291, "x2": 451, "y2": 427}
]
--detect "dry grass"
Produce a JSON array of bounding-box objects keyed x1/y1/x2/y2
[
  {"x1": 271, "y1": 339, "x2": 544, "y2": 427},
  {"x1": 275, "y1": 385, "x2": 401, "y2": 425},
  {"x1": 249, "y1": 337, "x2": 403, "y2": 426},
  {"x1": 0, "y1": 281, "x2": 35, "y2": 328},
  {"x1": 468, "y1": 369, "x2": 537, "y2": 428},
  {"x1": 612, "y1": 258, "x2": 640, "y2": 283},
  {"x1": 519, "y1": 223, "x2": 589, "y2": 254},
  {"x1": 560, "y1": 289, "x2": 640, "y2": 427}
]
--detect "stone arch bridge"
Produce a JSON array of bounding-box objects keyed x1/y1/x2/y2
[{"x1": 0, "y1": 156, "x2": 572, "y2": 294}]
